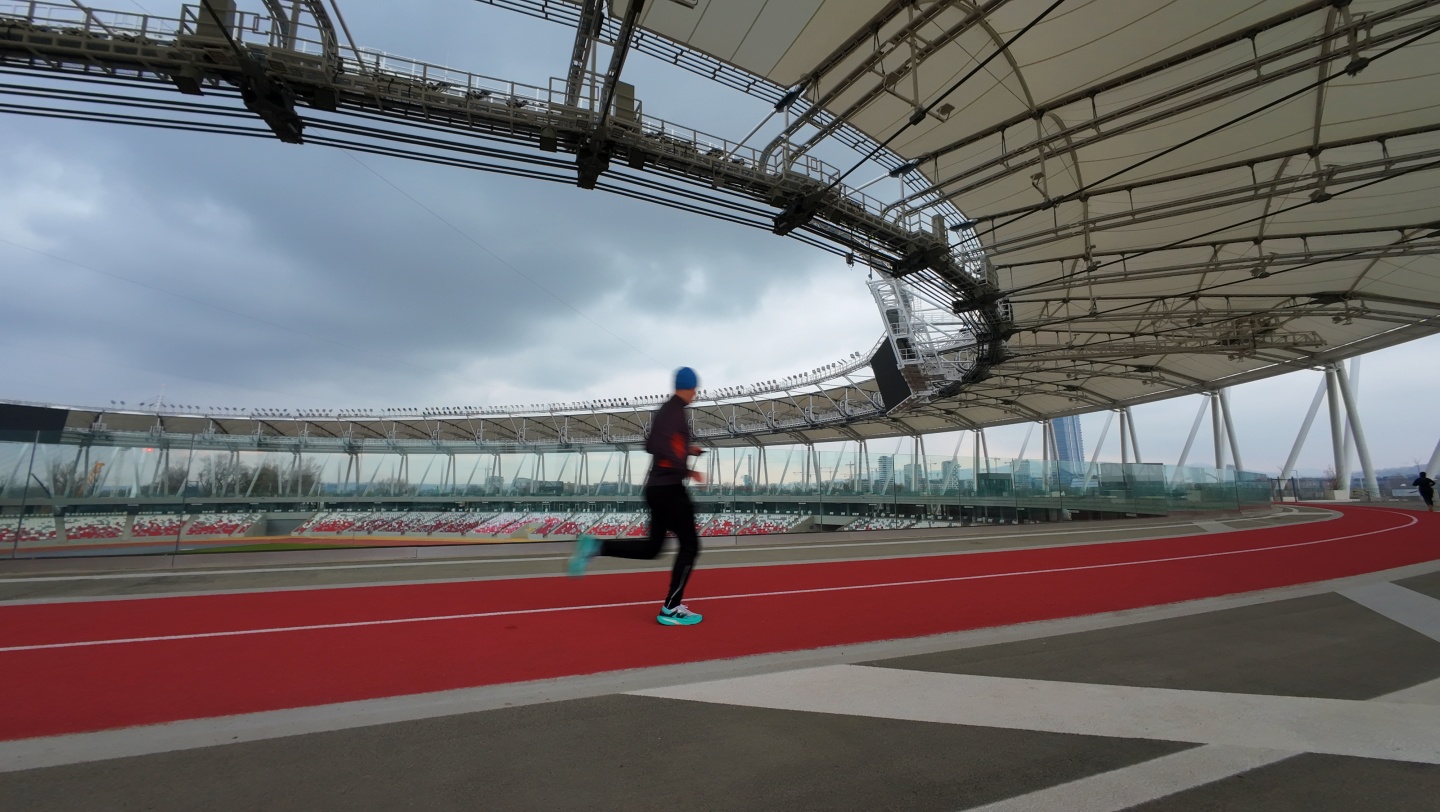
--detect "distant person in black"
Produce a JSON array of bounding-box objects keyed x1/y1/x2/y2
[
  {"x1": 1413, "y1": 472, "x2": 1436, "y2": 512},
  {"x1": 569, "y1": 367, "x2": 707, "y2": 626}
]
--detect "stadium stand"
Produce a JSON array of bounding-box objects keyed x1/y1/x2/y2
[
  {"x1": 550, "y1": 515, "x2": 592, "y2": 536},
  {"x1": 350, "y1": 513, "x2": 403, "y2": 534},
  {"x1": 738, "y1": 515, "x2": 804, "y2": 535},
  {"x1": 0, "y1": 518, "x2": 58, "y2": 544},
  {"x1": 131, "y1": 516, "x2": 186, "y2": 537},
  {"x1": 294, "y1": 512, "x2": 359, "y2": 535},
  {"x1": 843, "y1": 517, "x2": 915, "y2": 531},
  {"x1": 185, "y1": 513, "x2": 259, "y2": 537},
  {"x1": 586, "y1": 512, "x2": 639, "y2": 537},
  {"x1": 699, "y1": 515, "x2": 740, "y2": 536},
  {"x1": 425, "y1": 512, "x2": 493, "y2": 534},
  {"x1": 64, "y1": 514, "x2": 128, "y2": 540},
  {"x1": 475, "y1": 512, "x2": 528, "y2": 536},
  {"x1": 294, "y1": 510, "x2": 507, "y2": 537}
]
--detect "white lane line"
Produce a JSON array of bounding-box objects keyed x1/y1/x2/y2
[
  {"x1": 629, "y1": 664, "x2": 1440, "y2": 764},
  {"x1": 0, "y1": 514, "x2": 1312, "y2": 584},
  {"x1": 1339, "y1": 582, "x2": 1440, "y2": 643},
  {"x1": 0, "y1": 510, "x2": 1415, "y2": 653},
  {"x1": 0, "y1": 598, "x2": 654, "y2": 652},
  {"x1": 0, "y1": 555, "x2": 567, "y2": 583},
  {"x1": 960, "y1": 745, "x2": 1294, "y2": 812}
]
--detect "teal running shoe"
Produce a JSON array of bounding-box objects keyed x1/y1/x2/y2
[
  {"x1": 567, "y1": 534, "x2": 600, "y2": 577},
  {"x1": 657, "y1": 604, "x2": 703, "y2": 626}
]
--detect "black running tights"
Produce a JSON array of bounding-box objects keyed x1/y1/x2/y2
[{"x1": 599, "y1": 483, "x2": 700, "y2": 610}]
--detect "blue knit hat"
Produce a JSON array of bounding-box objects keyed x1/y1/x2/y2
[{"x1": 674, "y1": 366, "x2": 699, "y2": 390}]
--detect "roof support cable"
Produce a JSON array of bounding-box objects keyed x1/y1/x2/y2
[
  {"x1": 1005, "y1": 199, "x2": 1440, "y2": 350},
  {"x1": 884, "y1": 0, "x2": 1387, "y2": 215},
  {"x1": 967, "y1": 14, "x2": 1440, "y2": 250},
  {"x1": 772, "y1": 0, "x2": 1069, "y2": 237},
  {"x1": 986, "y1": 75, "x2": 1440, "y2": 310},
  {"x1": 323, "y1": 0, "x2": 370, "y2": 74}
]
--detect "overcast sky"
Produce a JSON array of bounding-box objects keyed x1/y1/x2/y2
[{"x1": 1, "y1": 0, "x2": 1437, "y2": 476}]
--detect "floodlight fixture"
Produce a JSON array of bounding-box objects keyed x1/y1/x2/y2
[
  {"x1": 773, "y1": 84, "x2": 805, "y2": 111},
  {"x1": 888, "y1": 159, "x2": 921, "y2": 178}
]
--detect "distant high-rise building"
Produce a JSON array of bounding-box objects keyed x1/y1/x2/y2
[
  {"x1": 1053, "y1": 415, "x2": 1084, "y2": 463},
  {"x1": 902, "y1": 463, "x2": 926, "y2": 491},
  {"x1": 940, "y1": 459, "x2": 961, "y2": 488},
  {"x1": 875, "y1": 455, "x2": 894, "y2": 491}
]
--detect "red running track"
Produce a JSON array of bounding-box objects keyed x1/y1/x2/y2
[{"x1": 0, "y1": 505, "x2": 1436, "y2": 741}]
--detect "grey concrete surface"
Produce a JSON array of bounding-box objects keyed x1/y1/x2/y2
[
  {"x1": 1397, "y1": 568, "x2": 1440, "y2": 601},
  {"x1": 864, "y1": 593, "x2": 1440, "y2": 700},
  {"x1": 0, "y1": 695, "x2": 1191, "y2": 812},
  {"x1": 1129, "y1": 753, "x2": 1440, "y2": 811}
]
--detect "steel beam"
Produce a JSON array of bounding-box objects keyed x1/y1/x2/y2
[
  {"x1": 1334, "y1": 362, "x2": 1380, "y2": 500},
  {"x1": 1280, "y1": 376, "x2": 1328, "y2": 482},
  {"x1": 1325, "y1": 364, "x2": 1349, "y2": 497}
]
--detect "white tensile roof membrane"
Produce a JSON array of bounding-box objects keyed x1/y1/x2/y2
[{"x1": 609, "y1": 0, "x2": 1440, "y2": 427}]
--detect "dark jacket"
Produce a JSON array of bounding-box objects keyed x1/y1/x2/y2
[
  {"x1": 1413, "y1": 475, "x2": 1435, "y2": 494},
  {"x1": 645, "y1": 395, "x2": 693, "y2": 487}
]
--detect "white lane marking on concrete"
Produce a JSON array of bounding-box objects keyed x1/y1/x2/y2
[
  {"x1": 960, "y1": 745, "x2": 1293, "y2": 812},
  {"x1": 952, "y1": 673, "x2": 1440, "y2": 811},
  {"x1": 1383, "y1": 677, "x2": 1440, "y2": 705},
  {"x1": 1339, "y1": 582, "x2": 1440, "y2": 643},
  {"x1": 0, "y1": 521, "x2": 1219, "y2": 583},
  {"x1": 1194, "y1": 520, "x2": 1231, "y2": 533},
  {"x1": 629, "y1": 665, "x2": 1440, "y2": 764},
  {"x1": 0, "y1": 510, "x2": 1414, "y2": 653}
]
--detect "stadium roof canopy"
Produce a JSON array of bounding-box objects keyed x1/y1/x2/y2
[
  {"x1": 607, "y1": 0, "x2": 1440, "y2": 412},
  {"x1": 2, "y1": 0, "x2": 1439, "y2": 452}
]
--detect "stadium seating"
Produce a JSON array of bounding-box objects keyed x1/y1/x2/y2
[
  {"x1": 843, "y1": 517, "x2": 915, "y2": 531},
  {"x1": 420, "y1": 512, "x2": 494, "y2": 535},
  {"x1": 186, "y1": 513, "x2": 259, "y2": 537},
  {"x1": 294, "y1": 512, "x2": 359, "y2": 534},
  {"x1": 475, "y1": 512, "x2": 528, "y2": 536},
  {"x1": 294, "y1": 510, "x2": 500, "y2": 537},
  {"x1": 580, "y1": 512, "x2": 636, "y2": 537},
  {"x1": 0, "y1": 519, "x2": 57, "y2": 544},
  {"x1": 132, "y1": 516, "x2": 186, "y2": 537},
  {"x1": 738, "y1": 515, "x2": 804, "y2": 535},
  {"x1": 551, "y1": 516, "x2": 590, "y2": 536},
  {"x1": 64, "y1": 515, "x2": 128, "y2": 540},
  {"x1": 699, "y1": 515, "x2": 740, "y2": 536},
  {"x1": 350, "y1": 513, "x2": 401, "y2": 534}
]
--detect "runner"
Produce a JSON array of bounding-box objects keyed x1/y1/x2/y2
[
  {"x1": 568, "y1": 367, "x2": 707, "y2": 626},
  {"x1": 1412, "y1": 471, "x2": 1435, "y2": 512}
]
